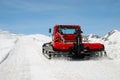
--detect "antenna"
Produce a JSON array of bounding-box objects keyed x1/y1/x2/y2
[{"x1": 48, "y1": 28, "x2": 52, "y2": 37}]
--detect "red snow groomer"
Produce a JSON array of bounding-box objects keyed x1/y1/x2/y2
[{"x1": 42, "y1": 25, "x2": 107, "y2": 59}]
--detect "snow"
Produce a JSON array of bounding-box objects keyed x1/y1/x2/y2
[
  {"x1": 83, "y1": 34, "x2": 101, "y2": 42},
  {"x1": 103, "y1": 30, "x2": 120, "y2": 59},
  {"x1": 0, "y1": 29, "x2": 120, "y2": 80},
  {"x1": 0, "y1": 30, "x2": 17, "y2": 64}
]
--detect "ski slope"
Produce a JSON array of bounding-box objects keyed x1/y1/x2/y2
[{"x1": 0, "y1": 30, "x2": 120, "y2": 80}]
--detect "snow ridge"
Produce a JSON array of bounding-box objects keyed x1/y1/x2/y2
[
  {"x1": 102, "y1": 29, "x2": 119, "y2": 41},
  {"x1": 103, "y1": 30, "x2": 120, "y2": 59}
]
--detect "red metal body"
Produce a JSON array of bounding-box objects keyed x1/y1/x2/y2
[{"x1": 52, "y1": 25, "x2": 104, "y2": 51}]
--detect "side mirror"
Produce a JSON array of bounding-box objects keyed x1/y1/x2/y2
[{"x1": 49, "y1": 28, "x2": 52, "y2": 33}]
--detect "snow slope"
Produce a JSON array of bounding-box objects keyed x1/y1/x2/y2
[
  {"x1": 103, "y1": 30, "x2": 120, "y2": 59},
  {"x1": 0, "y1": 30, "x2": 120, "y2": 80},
  {"x1": 0, "y1": 30, "x2": 17, "y2": 64}
]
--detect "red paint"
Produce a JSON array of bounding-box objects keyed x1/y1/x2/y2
[{"x1": 52, "y1": 25, "x2": 104, "y2": 51}]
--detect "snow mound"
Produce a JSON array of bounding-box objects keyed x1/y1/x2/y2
[
  {"x1": 103, "y1": 30, "x2": 120, "y2": 59},
  {"x1": 103, "y1": 30, "x2": 120, "y2": 43}
]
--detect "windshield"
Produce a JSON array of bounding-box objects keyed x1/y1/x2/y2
[{"x1": 59, "y1": 28, "x2": 77, "y2": 34}]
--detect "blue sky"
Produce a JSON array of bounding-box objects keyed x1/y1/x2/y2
[{"x1": 0, "y1": 0, "x2": 120, "y2": 36}]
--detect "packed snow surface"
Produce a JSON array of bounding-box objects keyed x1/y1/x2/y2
[{"x1": 0, "y1": 30, "x2": 120, "y2": 80}]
